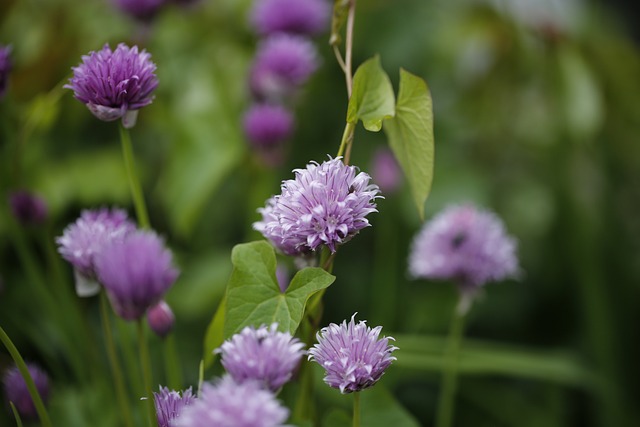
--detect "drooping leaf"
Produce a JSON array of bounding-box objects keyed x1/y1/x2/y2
[
  {"x1": 347, "y1": 55, "x2": 395, "y2": 132},
  {"x1": 383, "y1": 68, "x2": 434, "y2": 219},
  {"x1": 223, "y1": 241, "x2": 335, "y2": 338}
]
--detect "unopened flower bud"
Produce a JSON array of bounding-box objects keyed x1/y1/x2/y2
[{"x1": 147, "y1": 300, "x2": 175, "y2": 338}]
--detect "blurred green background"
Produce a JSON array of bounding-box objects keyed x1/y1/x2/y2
[{"x1": 1, "y1": 0, "x2": 639, "y2": 426}]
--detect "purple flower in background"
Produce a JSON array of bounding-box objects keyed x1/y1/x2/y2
[
  {"x1": 254, "y1": 157, "x2": 381, "y2": 255},
  {"x1": 371, "y1": 148, "x2": 402, "y2": 194},
  {"x1": 65, "y1": 43, "x2": 158, "y2": 128},
  {"x1": 154, "y1": 386, "x2": 195, "y2": 427},
  {"x1": 9, "y1": 191, "x2": 48, "y2": 226},
  {"x1": 95, "y1": 230, "x2": 179, "y2": 320},
  {"x1": 308, "y1": 314, "x2": 397, "y2": 394},
  {"x1": 112, "y1": 0, "x2": 167, "y2": 22},
  {"x1": 250, "y1": 0, "x2": 330, "y2": 36},
  {"x1": 0, "y1": 44, "x2": 12, "y2": 99},
  {"x1": 175, "y1": 376, "x2": 289, "y2": 427},
  {"x1": 249, "y1": 34, "x2": 319, "y2": 101},
  {"x1": 2, "y1": 363, "x2": 50, "y2": 419},
  {"x1": 57, "y1": 208, "x2": 136, "y2": 297},
  {"x1": 243, "y1": 103, "x2": 294, "y2": 148},
  {"x1": 275, "y1": 264, "x2": 289, "y2": 293},
  {"x1": 147, "y1": 300, "x2": 175, "y2": 338},
  {"x1": 408, "y1": 204, "x2": 519, "y2": 293},
  {"x1": 216, "y1": 324, "x2": 305, "y2": 392}
]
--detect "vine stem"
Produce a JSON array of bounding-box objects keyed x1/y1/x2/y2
[
  {"x1": 100, "y1": 293, "x2": 135, "y2": 427},
  {"x1": 137, "y1": 320, "x2": 157, "y2": 427},
  {"x1": 119, "y1": 125, "x2": 150, "y2": 229},
  {"x1": 435, "y1": 296, "x2": 467, "y2": 427},
  {"x1": 0, "y1": 326, "x2": 53, "y2": 427},
  {"x1": 353, "y1": 392, "x2": 361, "y2": 427},
  {"x1": 345, "y1": 0, "x2": 356, "y2": 98}
]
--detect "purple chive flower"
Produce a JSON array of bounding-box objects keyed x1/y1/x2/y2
[
  {"x1": 243, "y1": 104, "x2": 294, "y2": 148},
  {"x1": 249, "y1": 34, "x2": 319, "y2": 101},
  {"x1": 147, "y1": 300, "x2": 175, "y2": 338},
  {"x1": 9, "y1": 191, "x2": 48, "y2": 226},
  {"x1": 112, "y1": 0, "x2": 167, "y2": 22},
  {"x1": 65, "y1": 43, "x2": 158, "y2": 128},
  {"x1": 216, "y1": 324, "x2": 305, "y2": 392},
  {"x1": 2, "y1": 364, "x2": 50, "y2": 419},
  {"x1": 95, "y1": 230, "x2": 179, "y2": 321},
  {"x1": 408, "y1": 204, "x2": 519, "y2": 293},
  {"x1": 308, "y1": 314, "x2": 398, "y2": 394},
  {"x1": 56, "y1": 208, "x2": 136, "y2": 297},
  {"x1": 0, "y1": 44, "x2": 12, "y2": 99},
  {"x1": 154, "y1": 386, "x2": 195, "y2": 427},
  {"x1": 371, "y1": 148, "x2": 402, "y2": 195},
  {"x1": 175, "y1": 376, "x2": 289, "y2": 427},
  {"x1": 254, "y1": 157, "x2": 381, "y2": 255},
  {"x1": 250, "y1": 0, "x2": 330, "y2": 36}
]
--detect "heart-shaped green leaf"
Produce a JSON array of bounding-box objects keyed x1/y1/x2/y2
[{"x1": 347, "y1": 55, "x2": 395, "y2": 132}]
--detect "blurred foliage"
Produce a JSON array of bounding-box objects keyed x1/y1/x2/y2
[{"x1": 1, "y1": 0, "x2": 640, "y2": 426}]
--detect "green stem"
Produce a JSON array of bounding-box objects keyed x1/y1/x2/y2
[
  {"x1": 353, "y1": 391, "x2": 361, "y2": 427},
  {"x1": 336, "y1": 121, "x2": 356, "y2": 164},
  {"x1": 164, "y1": 334, "x2": 183, "y2": 390},
  {"x1": 137, "y1": 320, "x2": 157, "y2": 427},
  {"x1": 435, "y1": 299, "x2": 467, "y2": 427},
  {"x1": 9, "y1": 402, "x2": 24, "y2": 427},
  {"x1": 0, "y1": 326, "x2": 53, "y2": 427},
  {"x1": 100, "y1": 293, "x2": 135, "y2": 427},
  {"x1": 119, "y1": 125, "x2": 150, "y2": 229}
]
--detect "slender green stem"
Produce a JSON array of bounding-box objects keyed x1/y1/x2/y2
[
  {"x1": 435, "y1": 298, "x2": 467, "y2": 427},
  {"x1": 9, "y1": 402, "x2": 24, "y2": 427},
  {"x1": 116, "y1": 319, "x2": 144, "y2": 400},
  {"x1": 0, "y1": 326, "x2": 53, "y2": 427},
  {"x1": 353, "y1": 392, "x2": 361, "y2": 427},
  {"x1": 164, "y1": 334, "x2": 183, "y2": 390},
  {"x1": 345, "y1": 0, "x2": 356, "y2": 98},
  {"x1": 336, "y1": 121, "x2": 356, "y2": 162},
  {"x1": 137, "y1": 320, "x2": 157, "y2": 427},
  {"x1": 100, "y1": 293, "x2": 135, "y2": 427},
  {"x1": 119, "y1": 125, "x2": 150, "y2": 229}
]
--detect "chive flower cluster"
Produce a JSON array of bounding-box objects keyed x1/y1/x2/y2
[
  {"x1": 243, "y1": 0, "x2": 330, "y2": 166},
  {"x1": 65, "y1": 43, "x2": 158, "y2": 128},
  {"x1": 56, "y1": 207, "x2": 179, "y2": 321},
  {"x1": 254, "y1": 157, "x2": 381, "y2": 256},
  {"x1": 2, "y1": 363, "x2": 50, "y2": 420},
  {"x1": 111, "y1": 0, "x2": 201, "y2": 23},
  {"x1": 409, "y1": 204, "x2": 519, "y2": 296},
  {"x1": 9, "y1": 190, "x2": 48, "y2": 226}
]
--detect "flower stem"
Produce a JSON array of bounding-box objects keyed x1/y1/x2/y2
[
  {"x1": 137, "y1": 320, "x2": 157, "y2": 427},
  {"x1": 353, "y1": 391, "x2": 361, "y2": 427},
  {"x1": 9, "y1": 402, "x2": 24, "y2": 427},
  {"x1": 0, "y1": 326, "x2": 53, "y2": 427},
  {"x1": 100, "y1": 293, "x2": 135, "y2": 427},
  {"x1": 435, "y1": 299, "x2": 467, "y2": 427},
  {"x1": 345, "y1": 0, "x2": 356, "y2": 98},
  {"x1": 336, "y1": 121, "x2": 356, "y2": 164},
  {"x1": 164, "y1": 333, "x2": 183, "y2": 390},
  {"x1": 119, "y1": 124, "x2": 150, "y2": 229}
]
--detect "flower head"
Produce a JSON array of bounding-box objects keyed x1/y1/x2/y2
[
  {"x1": 243, "y1": 103, "x2": 294, "y2": 148},
  {"x1": 154, "y1": 386, "x2": 195, "y2": 427},
  {"x1": 216, "y1": 324, "x2": 305, "y2": 392},
  {"x1": 57, "y1": 208, "x2": 136, "y2": 296},
  {"x1": 95, "y1": 230, "x2": 179, "y2": 320},
  {"x1": 65, "y1": 43, "x2": 158, "y2": 128},
  {"x1": 249, "y1": 34, "x2": 319, "y2": 101},
  {"x1": 175, "y1": 376, "x2": 289, "y2": 427},
  {"x1": 254, "y1": 157, "x2": 380, "y2": 255},
  {"x1": 3, "y1": 363, "x2": 50, "y2": 419},
  {"x1": 0, "y1": 44, "x2": 12, "y2": 99},
  {"x1": 308, "y1": 314, "x2": 397, "y2": 394},
  {"x1": 408, "y1": 204, "x2": 519, "y2": 291},
  {"x1": 250, "y1": 0, "x2": 330, "y2": 36},
  {"x1": 147, "y1": 300, "x2": 175, "y2": 338},
  {"x1": 112, "y1": 0, "x2": 167, "y2": 22},
  {"x1": 9, "y1": 191, "x2": 48, "y2": 226}
]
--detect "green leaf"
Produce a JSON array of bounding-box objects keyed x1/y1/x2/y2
[
  {"x1": 347, "y1": 55, "x2": 395, "y2": 132},
  {"x1": 223, "y1": 241, "x2": 335, "y2": 338},
  {"x1": 383, "y1": 68, "x2": 435, "y2": 219},
  {"x1": 393, "y1": 334, "x2": 599, "y2": 389},
  {"x1": 361, "y1": 385, "x2": 421, "y2": 427}
]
